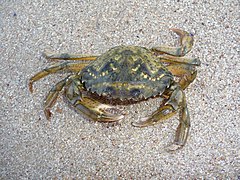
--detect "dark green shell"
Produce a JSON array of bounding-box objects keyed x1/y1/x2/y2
[{"x1": 80, "y1": 46, "x2": 173, "y2": 100}]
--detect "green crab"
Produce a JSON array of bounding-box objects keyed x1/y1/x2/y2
[{"x1": 29, "y1": 28, "x2": 200, "y2": 151}]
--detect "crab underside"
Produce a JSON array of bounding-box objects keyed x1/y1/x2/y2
[{"x1": 29, "y1": 28, "x2": 200, "y2": 151}]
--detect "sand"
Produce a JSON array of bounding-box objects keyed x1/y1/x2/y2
[{"x1": 1, "y1": 0, "x2": 239, "y2": 179}]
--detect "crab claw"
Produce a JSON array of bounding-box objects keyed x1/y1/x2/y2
[
  {"x1": 91, "y1": 104, "x2": 125, "y2": 122},
  {"x1": 67, "y1": 96, "x2": 125, "y2": 122}
]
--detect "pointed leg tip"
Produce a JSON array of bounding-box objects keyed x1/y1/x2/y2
[
  {"x1": 170, "y1": 28, "x2": 183, "y2": 33},
  {"x1": 165, "y1": 143, "x2": 184, "y2": 152},
  {"x1": 170, "y1": 28, "x2": 192, "y2": 38},
  {"x1": 193, "y1": 58, "x2": 201, "y2": 66},
  {"x1": 131, "y1": 122, "x2": 139, "y2": 127},
  {"x1": 42, "y1": 52, "x2": 48, "y2": 58},
  {"x1": 169, "y1": 28, "x2": 180, "y2": 32},
  {"x1": 28, "y1": 82, "x2": 33, "y2": 93},
  {"x1": 131, "y1": 122, "x2": 143, "y2": 127},
  {"x1": 42, "y1": 51, "x2": 53, "y2": 59},
  {"x1": 44, "y1": 109, "x2": 52, "y2": 121}
]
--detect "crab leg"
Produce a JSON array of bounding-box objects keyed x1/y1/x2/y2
[
  {"x1": 157, "y1": 52, "x2": 200, "y2": 90},
  {"x1": 43, "y1": 52, "x2": 98, "y2": 61},
  {"x1": 159, "y1": 54, "x2": 201, "y2": 66},
  {"x1": 152, "y1": 28, "x2": 194, "y2": 57},
  {"x1": 166, "y1": 64, "x2": 198, "y2": 90},
  {"x1": 43, "y1": 77, "x2": 70, "y2": 120},
  {"x1": 132, "y1": 83, "x2": 190, "y2": 151},
  {"x1": 41, "y1": 74, "x2": 83, "y2": 120},
  {"x1": 29, "y1": 62, "x2": 88, "y2": 93}
]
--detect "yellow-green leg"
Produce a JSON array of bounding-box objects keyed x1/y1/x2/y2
[
  {"x1": 43, "y1": 73, "x2": 84, "y2": 120},
  {"x1": 152, "y1": 28, "x2": 194, "y2": 57},
  {"x1": 158, "y1": 53, "x2": 200, "y2": 90},
  {"x1": 43, "y1": 77, "x2": 70, "y2": 120},
  {"x1": 132, "y1": 83, "x2": 190, "y2": 151},
  {"x1": 43, "y1": 52, "x2": 98, "y2": 60},
  {"x1": 29, "y1": 62, "x2": 88, "y2": 92},
  {"x1": 167, "y1": 64, "x2": 198, "y2": 90},
  {"x1": 29, "y1": 52, "x2": 98, "y2": 92},
  {"x1": 159, "y1": 54, "x2": 201, "y2": 66}
]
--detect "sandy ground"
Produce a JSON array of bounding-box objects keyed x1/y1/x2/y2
[{"x1": 1, "y1": 0, "x2": 239, "y2": 179}]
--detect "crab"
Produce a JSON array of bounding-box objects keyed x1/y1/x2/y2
[{"x1": 29, "y1": 28, "x2": 200, "y2": 151}]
